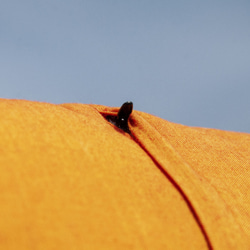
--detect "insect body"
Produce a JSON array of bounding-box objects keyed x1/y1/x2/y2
[{"x1": 105, "y1": 102, "x2": 133, "y2": 134}]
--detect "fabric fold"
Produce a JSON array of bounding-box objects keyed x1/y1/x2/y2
[
  {"x1": 128, "y1": 111, "x2": 249, "y2": 249},
  {"x1": 1, "y1": 99, "x2": 249, "y2": 249}
]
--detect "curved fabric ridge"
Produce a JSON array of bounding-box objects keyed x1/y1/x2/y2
[
  {"x1": 0, "y1": 100, "x2": 208, "y2": 249},
  {"x1": 1, "y1": 99, "x2": 249, "y2": 249},
  {"x1": 128, "y1": 112, "x2": 248, "y2": 249},
  {"x1": 69, "y1": 103, "x2": 250, "y2": 249}
]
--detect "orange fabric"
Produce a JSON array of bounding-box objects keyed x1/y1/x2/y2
[{"x1": 0, "y1": 98, "x2": 249, "y2": 249}]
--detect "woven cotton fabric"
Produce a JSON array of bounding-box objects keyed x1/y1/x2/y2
[{"x1": 0, "y1": 99, "x2": 249, "y2": 249}]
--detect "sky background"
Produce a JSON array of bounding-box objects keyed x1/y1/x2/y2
[{"x1": 1, "y1": 0, "x2": 250, "y2": 133}]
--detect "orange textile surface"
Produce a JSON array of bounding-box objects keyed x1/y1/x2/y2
[{"x1": 0, "y1": 98, "x2": 249, "y2": 249}]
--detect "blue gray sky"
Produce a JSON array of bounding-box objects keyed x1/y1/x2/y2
[{"x1": 1, "y1": 1, "x2": 250, "y2": 132}]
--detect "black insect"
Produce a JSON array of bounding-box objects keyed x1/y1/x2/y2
[{"x1": 105, "y1": 102, "x2": 133, "y2": 134}]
